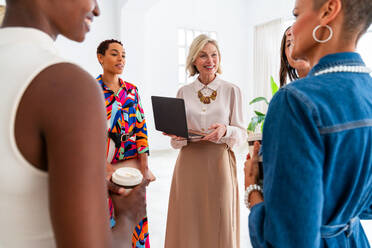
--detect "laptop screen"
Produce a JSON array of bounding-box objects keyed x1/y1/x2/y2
[{"x1": 151, "y1": 96, "x2": 189, "y2": 138}]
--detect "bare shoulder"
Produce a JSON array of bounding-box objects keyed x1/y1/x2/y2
[
  {"x1": 32, "y1": 62, "x2": 106, "y2": 140},
  {"x1": 15, "y1": 62, "x2": 106, "y2": 169},
  {"x1": 35, "y1": 62, "x2": 102, "y2": 102},
  {"x1": 33, "y1": 62, "x2": 105, "y2": 125}
]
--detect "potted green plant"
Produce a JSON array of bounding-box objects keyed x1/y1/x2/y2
[
  {"x1": 247, "y1": 76, "x2": 279, "y2": 185},
  {"x1": 247, "y1": 76, "x2": 279, "y2": 133}
]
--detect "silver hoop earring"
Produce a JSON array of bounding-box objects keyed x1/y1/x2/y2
[{"x1": 312, "y1": 25, "x2": 333, "y2": 43}]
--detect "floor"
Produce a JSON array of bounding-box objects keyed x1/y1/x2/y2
[{"x1": 146, "y1": 147, "x2": 372, "y2": 248}]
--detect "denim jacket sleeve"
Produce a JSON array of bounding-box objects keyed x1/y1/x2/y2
[{"x1": 249, "y1": 86, "x2": 325, "y2": 248}]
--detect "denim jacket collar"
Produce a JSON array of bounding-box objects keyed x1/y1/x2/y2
[{"x1": 308, "y1": 52, "x2": 366, "y2": 77}]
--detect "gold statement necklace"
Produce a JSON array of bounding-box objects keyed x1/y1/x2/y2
[{"x1": 198, "y1": 87, "x2": 217, "y2": 104}]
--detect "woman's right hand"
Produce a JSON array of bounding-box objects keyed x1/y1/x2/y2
[{"x1": 110, "y1": 181, "x2": 147, "y2": 228}]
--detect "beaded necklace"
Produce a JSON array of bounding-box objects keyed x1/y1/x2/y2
[{"x1": 314, "y1": 65, "x2": 372, "y2": 76}]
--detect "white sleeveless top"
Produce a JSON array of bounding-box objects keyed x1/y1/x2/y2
[{"x1": 0, "y1": 27, "x2": 69, "y2": 247}]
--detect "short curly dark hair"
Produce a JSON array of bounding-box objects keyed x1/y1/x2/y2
[{"x1": 96, "y1": 39, "x2": 123, "y2": 55}]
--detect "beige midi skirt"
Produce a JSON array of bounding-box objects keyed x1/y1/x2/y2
[{"x1": 165, "y1": 141, "x2": 240, "y2": 248}]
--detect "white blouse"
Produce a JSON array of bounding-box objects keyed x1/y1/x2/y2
[{"x1": 171, "y1": 76, "x2": 247, "y2": 149}]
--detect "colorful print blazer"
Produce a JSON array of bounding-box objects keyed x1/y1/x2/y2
[{"x1": 97, "y1": 75, "x2": 149, "y2": 163}]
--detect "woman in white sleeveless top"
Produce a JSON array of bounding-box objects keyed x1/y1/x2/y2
[{"x1": 0, "y1": 0, "x2": 147, "y2": 247}]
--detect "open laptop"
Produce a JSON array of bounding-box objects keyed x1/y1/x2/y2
[{"x1": 151, "y1": 96, "x2": 205, "y2": 139}]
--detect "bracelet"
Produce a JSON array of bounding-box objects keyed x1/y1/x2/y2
[{"x1": 244, "y1": 184, "x2": 263, "y2": 209}]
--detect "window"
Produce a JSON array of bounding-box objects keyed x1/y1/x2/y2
[{"x1": 177, "y1": 28, "x2": 217, "y2": 86}]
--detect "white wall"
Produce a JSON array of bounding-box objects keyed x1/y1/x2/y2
[
  {"x1": 243, "y1": 0, "x2": 295, "y2": 116},
  {"x1": 55, "y1": 0, "x2": 119, "y2": 77}
]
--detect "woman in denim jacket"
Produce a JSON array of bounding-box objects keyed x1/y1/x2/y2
[{"x1": 245, "y1": 0, "x2": 372, "y2": 247}]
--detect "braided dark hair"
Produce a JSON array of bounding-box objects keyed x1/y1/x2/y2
[{"x1": 279, "y1": 27, "x2": 298, "y2": 87}]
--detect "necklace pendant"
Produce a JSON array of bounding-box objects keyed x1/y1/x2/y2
[{"x1": 198, "y1": 89, "x2": 217, "y2": 104}]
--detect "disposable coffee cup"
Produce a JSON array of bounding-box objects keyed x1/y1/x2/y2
[
  {"x1": 112, "y1": 167, "x2": 143, "y2": 193},
  {"x1": 247, "y1": 133, "x2": 262, "y2": 161},
  {"x1": 247, "y1": 133, "x2": 263, "y2": 185}
]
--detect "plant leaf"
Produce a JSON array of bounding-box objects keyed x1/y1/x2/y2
[
  {"x1": 247, "y1": 116, "x2": 259, "y2": 132},
  {"x1": 261, "y1": 119, "x2": 265, "y2": 133},
  {"x1": 247, "y1": 122, "x2": 256, "y2": 132},
  {"x1": 257, "y1": 115, "x2": 265, "y2": 123},
  {"x1": 270, "y1": 76, "x2": 279, "y2": 96},
  {"x1": 254, "y1": 111, "x2": 265, "y2": 117},
  {"x1": 249, "y1": 97, "x2": 269, "y2": 105}
]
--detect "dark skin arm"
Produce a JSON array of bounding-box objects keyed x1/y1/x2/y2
[
  {"x1": 110, "y1": 183, "x2": 147, "y2": 246},
  {"x1": 15, "y1": 63, "x2": 145, "y2": 248},
  {"x1": 244, "y1": 141, "x2": 264, "y2": 208},
  {"x1": 138, "y1": 153, "x2": 156, "y2": 185}
]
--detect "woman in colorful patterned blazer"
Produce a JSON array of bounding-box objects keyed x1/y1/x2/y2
[{"x1": 96, "y1": 39, "x2": 155, "y2": 248}]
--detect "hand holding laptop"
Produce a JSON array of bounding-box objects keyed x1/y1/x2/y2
[
  {"x1": 162, "y1": 132, "x2": 186, "y2": 141},
  {"x1": 162, "y1": 129, "x2": 206, "y2": 141},
  {"x1": 201, "y1": 123, "x2": 227, "y2": 143},
  {"x1": 163, "y1": 123, "x2": 225, "y2": 143}
]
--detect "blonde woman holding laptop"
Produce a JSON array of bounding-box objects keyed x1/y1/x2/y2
[{"x1": 164, "y1": 34, "x2": 247, "y2": 248}]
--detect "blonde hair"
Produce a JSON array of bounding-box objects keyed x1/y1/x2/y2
[{"x1": 186, "y1": 34, "x2": 222, "y2": 77}]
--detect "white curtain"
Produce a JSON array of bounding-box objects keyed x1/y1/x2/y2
[{"x1": 253, "y1": 18, "x2": 283, "y2": 112}]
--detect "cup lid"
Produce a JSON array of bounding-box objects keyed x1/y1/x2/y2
[
  {"x1": 247, "y1": 133, "x2": 262, "y2": 142},
  {"x1": 112, "y1": 167, "x2": 143, "y2": 186}
]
